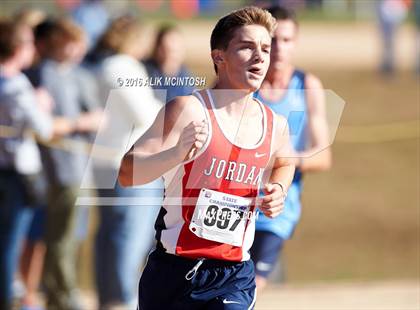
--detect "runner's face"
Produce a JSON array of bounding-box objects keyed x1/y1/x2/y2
[
  {"x1": 221, "y1": 24, "x2": 271, "y2": 91},
  {"x1": 270, "y1": 20, "x2": 297, "y2": 68}
]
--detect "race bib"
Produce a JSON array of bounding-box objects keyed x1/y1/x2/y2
[{"x1": 189, "y1": 188, "x2": 252, "y2": 246}]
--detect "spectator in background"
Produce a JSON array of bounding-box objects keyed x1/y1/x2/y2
[
  {"x1": 144, "y1": 24, "x2": 194, "y2": 102},
  {"x1": 15, "y1": 12, "x2": 55, "y2": 310},
  {"x1": 376, "y1": 0, "x2": 410, "y2": 75},
  {"x1": 0, "y1": 20, "x2": 77, "y2": 310},
  {"x1": 30, "y1": 19, "x2": 102, "y2": 310},
  {"x1": 88, "y1": 16, "x2": 164, "y2": 309}
]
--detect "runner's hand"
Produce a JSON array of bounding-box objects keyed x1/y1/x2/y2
[
  {"x1": 259, "y1": 183, "x2": 286, "y2": 218},
  {"x1": 176, "y1": 120, "x2": 209, "y2": 161}
]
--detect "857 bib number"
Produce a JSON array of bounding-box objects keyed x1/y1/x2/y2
[{"x1": 189, "y1": 188, "x2": 252, "y2": 246}]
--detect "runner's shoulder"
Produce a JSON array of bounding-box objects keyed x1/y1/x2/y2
[
  {"x1": 273, "y1": 113, "x2": 288, "y2": 135},
  {"x1": 164, "y1": 94, "x2": 206, "y2": 125},
  {"x1": 304, "y1": 72, "x2": 323, "y2": 89}
]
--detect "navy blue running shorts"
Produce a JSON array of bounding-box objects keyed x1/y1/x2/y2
[
  {"x1": 250, "y1": 230, "x2": 285, "y2": 278},
  {"x1": 138, "y1": 244, "x2": 257, "y2": 310}
]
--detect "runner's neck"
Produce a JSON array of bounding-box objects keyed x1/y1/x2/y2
[
  {"x1": 265, "y1": 64, "x2": 295, "y2": 89},
  {"x1": 208, "y1": 87, "x2": 257, "y2": 118}
]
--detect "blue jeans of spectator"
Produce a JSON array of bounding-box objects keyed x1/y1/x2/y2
[
  {"x1": 95, "y1": 178, "x2": 163, "y2": 307},
  {"x1": 0, "y1": 170, "x2": 34, "y2": 310}
]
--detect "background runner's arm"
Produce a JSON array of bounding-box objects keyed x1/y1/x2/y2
[
  {"x1": 118, "y1": 96, "x2": 207, "y2": 186},
  {"x1": 260, "y1": 115, "x2": 295, "y2": 218},
  {"x1": 298, "y1": 73, "x2": 331, "y2": 172},
  {"x1": 269, "y1": 115, "x2": 295, "y2": 191}
]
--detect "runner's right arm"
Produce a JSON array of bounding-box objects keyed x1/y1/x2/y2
[{"x1": 118, "y1": 95, "x2": 208, "y2": 186}]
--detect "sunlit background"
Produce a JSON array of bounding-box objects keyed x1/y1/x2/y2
[{"x1": 1, "y1": 0, "x2": 419, "y2": 309}]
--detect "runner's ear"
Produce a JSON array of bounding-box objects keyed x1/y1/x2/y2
[{"x1": 211, "y1": 49, "x2": 224, "y2": 68}]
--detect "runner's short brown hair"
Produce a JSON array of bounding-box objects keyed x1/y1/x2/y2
[{"x1": 210, "y1": 6, "x2": 276, "y2": 73}]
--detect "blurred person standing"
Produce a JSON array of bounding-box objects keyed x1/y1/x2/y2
[
  {"x1": 19, "y1": 18, "x2": 71, "y2": 310},
  {"x1": 17, "y1": 15, "x2": 54, "y2": 310},
  {"x1": 376, "y1": 0, "x2": 410, "y2": 75},
  {"x1": 250, "y1": 6, "x2": 331, "y2": 290},
  {"x1": 144, "y1": 24, "x2": 195, "y2": 102},
  {"x1": 0, "y1": 20, "x2": 77, "y2": 310},
  {"x1": 31, "y1": 19, "x2": 102, "y2": 310},
  {"x1": 89, "y1": 16, "x2": 164, "y2": 309}
]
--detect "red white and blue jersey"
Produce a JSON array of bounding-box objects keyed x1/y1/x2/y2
[{"x1": 155, "y1": 89, "x2": 275, "y2": 262}]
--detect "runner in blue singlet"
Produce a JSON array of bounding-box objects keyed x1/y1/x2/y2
[{"x1": 250, "y1": 6, "x2": 332, "y2": 290}]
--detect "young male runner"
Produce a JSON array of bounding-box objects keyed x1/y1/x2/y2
[
  {"x1": 250, "y1": 6, "x2": 331, "y2": 290},
  {"x1": 119, "y1": 6, "x2": 295, "y2": 310}
]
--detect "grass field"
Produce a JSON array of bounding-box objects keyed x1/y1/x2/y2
[
  {"x1": 283, "y1": 70, "x2": 419, "y2": 283},
  {"x1": 255, "y1": 281, "x2": 420, "y2": 310}
]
